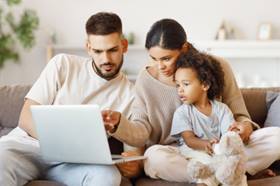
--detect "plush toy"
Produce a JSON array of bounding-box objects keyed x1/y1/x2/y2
[
  {"x1": 179, "y1": 131, "x2": 247, "y2": 186},
  {"x1": 210, "y1": 131, "x2": 248, "y2": 186}
]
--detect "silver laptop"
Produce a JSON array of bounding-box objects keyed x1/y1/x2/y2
[{"x1": 30, "y1": 104, "x2": 145, "y2": 164}]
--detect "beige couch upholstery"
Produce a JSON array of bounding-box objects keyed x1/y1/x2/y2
[{"x1": 0, "y1": 85, "x2": 279, "y2": 186}]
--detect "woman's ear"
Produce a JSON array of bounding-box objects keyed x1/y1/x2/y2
[
  {"x1": 181, "y1": 42, "x2": 189, "y2": 53},
  {"x1": 121, "y1": 39, "x2": 128, "y2": 53}
]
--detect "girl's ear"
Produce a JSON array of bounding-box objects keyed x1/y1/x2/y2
[{"x1": 202, "y1": 83, "x2": 210, "y2": 91}]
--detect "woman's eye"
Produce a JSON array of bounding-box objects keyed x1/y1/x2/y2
[{"x1": 162, "y1": 58, "x2": 170, "y2": 62}]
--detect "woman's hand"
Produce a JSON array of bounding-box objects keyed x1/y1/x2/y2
[
  {"x1": 101, "y1": 110, "x2": 121, "y2": 133},
  {"x1": 116, "y1": 151, "x2": 144, "y2": 178},
  {"x1": 228, "y1": 121, "x2": 253, "y2": 144}
]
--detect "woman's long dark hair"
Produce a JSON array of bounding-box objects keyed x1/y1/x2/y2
[{"x1": 145, "y1": 18, "x2": 199, "y2": 54}]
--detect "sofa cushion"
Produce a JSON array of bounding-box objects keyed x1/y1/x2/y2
[
  {"x1": 25, "y1": 181, "x2": 65, "y2": 186},
  {"x1": 264, "y1": 92, "x2": 280, "y2": 127},
  {"x1": 241, "y1": 87, "x2": 280, "y2": 127},
  {"x1": 0, "y1": 85, "x2": 31, "y2": 136}
]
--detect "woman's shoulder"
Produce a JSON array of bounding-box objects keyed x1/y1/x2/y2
[{"x1": 135, "y1": 66, "x2": 157, "y2": 86}]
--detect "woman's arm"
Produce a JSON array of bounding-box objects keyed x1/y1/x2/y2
[{"x1": 215, "y1": 57, "x2": 258, "y2": 143}]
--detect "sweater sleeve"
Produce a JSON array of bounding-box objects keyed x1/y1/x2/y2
[
  {"x1": 111, "y1": 71, "x2": 152, "y2": 147},
  {"x1": 216, "y1": 57, "x2": 260, "y2": 129}
]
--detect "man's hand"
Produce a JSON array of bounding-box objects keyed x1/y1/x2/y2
[
  {"x1": 116, "y1": 151, "x2": 144, "y2": 178},
  {"x1": 101, "y1": 110, "x2": 121, "y2": 133},
  {"x1": 228, "y1": 121, "x2": 253, "y2": 144}
]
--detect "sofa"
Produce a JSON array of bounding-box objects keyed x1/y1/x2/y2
[{"x1": 0, "y1": 85, "x2": 280, "y2": 186}]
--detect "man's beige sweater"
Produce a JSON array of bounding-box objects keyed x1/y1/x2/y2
[{"x1": 112, "y1": 57, "x2": 256, "y2": 148}]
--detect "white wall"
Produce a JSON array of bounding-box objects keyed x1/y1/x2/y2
[{"x1": 1, "y1": 0, "x2": 280, "y2": 85}]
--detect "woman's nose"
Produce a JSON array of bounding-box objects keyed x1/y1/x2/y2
[{"x1": 158, "y1": 61, "x2": 165, "y2": 70}]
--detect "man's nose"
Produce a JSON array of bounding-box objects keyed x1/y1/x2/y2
[{"x1": 102, "y1": 52, "x2": 111, "y2": 62}]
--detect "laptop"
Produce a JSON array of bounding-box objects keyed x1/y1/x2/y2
[{"x1": 30, "y1": 104, "x2": 146, "y2": 165}]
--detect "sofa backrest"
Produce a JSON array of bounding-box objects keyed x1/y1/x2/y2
[
  {"x1": 0, "y1": 85, "x2": 31, "y2": 136},
  {"x1": 0, "y1": 85, "x2": 280, "y2": 137},
  {"x1": 241, "y1": 87, "x2": 280, "y2": 127}
]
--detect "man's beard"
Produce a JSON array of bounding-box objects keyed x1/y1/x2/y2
[{"x1": 92, "y1": 57, "x2": 123, "y2": 80}]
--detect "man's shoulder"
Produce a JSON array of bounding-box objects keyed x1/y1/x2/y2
[{"x1": 50, "y1": 53, "x2": 89, "y2": 66}]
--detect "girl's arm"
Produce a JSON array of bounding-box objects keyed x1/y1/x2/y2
[{"x1": 181, "y1": 130, "x2": 218, "y2": 154}]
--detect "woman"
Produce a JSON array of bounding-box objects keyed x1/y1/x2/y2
[{"x1": 104, "y1": 19, "x2": 280, "y2": 182}]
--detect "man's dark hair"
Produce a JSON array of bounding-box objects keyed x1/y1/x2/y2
[
  {"x1": 175, "y1": 52, "x2": 225, "y2": 100},
  {"x1": 86, "y1": 12, "x2": 122, "y2": 35}
]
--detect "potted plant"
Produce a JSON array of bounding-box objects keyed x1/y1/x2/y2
[{"x1": 0, "y1": 0, "x2": 39, "y2": 68}]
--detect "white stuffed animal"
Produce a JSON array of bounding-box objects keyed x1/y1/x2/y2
[
  {"x1": 210, "y1": 131, "x2": 248, "y2": 186},
  {"x1": 179, "y1": 131, "x2": 247, "y2": 186}
]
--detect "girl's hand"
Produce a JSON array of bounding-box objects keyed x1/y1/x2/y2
[{"x1": 205, "y1": 139, "x2": 219, "y2": 155}]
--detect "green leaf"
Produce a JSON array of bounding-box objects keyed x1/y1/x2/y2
[
  {"x1": 15, "y1": 9, "x2": 39, "y2": 48},
  {"x1": 5, "y1": 12, "x2": 16, "y2": 30},
  {"x1": 0, "y1": 35, "x2": 18, "y2": 68},
  {"x1": 7, "y1": 0, "x2": 21, "y2": 6},
  {"x1": 0, "y1": 1, "x2": 39, "y2": 68}
]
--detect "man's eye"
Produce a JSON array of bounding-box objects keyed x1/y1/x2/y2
[
  {"x1": 109, "y1": 48, "x2": 118, "y2": 52},
  {"x1": 93, "y1": 50, "x2": 102, "y2": 54},
  {"x1": 183, "y1": 83, "x2": 189, "y2": 86}
]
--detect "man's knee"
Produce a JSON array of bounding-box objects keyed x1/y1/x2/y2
[
  {"x1": 85, "y1": 165, "x2": 121, "y2": 186},
  {"x1": 0, "y1": 146, "x2": 18, "y2": 184}
]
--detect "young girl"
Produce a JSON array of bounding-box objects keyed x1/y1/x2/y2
[{"x1": 171, "y1": 51, "x2": 235, "y2": 157}]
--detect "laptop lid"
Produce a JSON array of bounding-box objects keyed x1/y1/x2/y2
[{"x1": 31, "y1": 104, "x2": 118, "y2": 164}]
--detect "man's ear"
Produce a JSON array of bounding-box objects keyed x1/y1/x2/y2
[
  {"x1": 85, "y1": 40, "x2": 91, "y2": 54},
  {"x1": 121, "y1": 39, "x2": 128, "y2": 53}
]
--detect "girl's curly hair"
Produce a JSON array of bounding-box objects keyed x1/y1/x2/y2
[{"x1": 175, "y1": 52, "x2": 225, "y2": 100}]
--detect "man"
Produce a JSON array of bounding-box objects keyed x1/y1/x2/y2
[{"x1": 0, "y1": 12, "x2": 135, "y2": 186}]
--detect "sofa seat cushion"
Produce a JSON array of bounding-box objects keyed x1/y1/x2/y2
[
  {"x1": 25, "y1": 181, "x2": 65, "y2": 186},
  {"x1": 135, "y1": 177, "x2": 195, "y2": 186}
]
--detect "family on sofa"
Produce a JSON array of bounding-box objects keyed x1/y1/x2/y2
[{"x1": 0, "y1": 11, "x2": 280, "y2": 186}]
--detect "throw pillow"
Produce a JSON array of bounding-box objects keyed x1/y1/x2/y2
[{"x1": 264, "y1": 91, "x2": 280, "y2": 127}]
